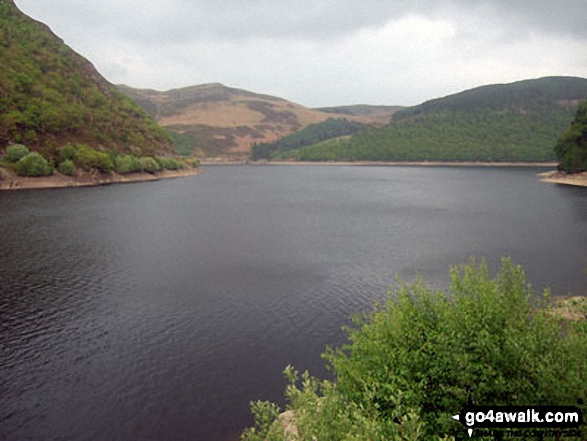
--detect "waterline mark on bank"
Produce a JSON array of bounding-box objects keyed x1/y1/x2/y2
[{"x1": 451, "y1": 405, "x2": 583, "y2": 438}]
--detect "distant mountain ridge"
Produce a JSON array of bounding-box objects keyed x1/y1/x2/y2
[
  {"x1": 271, "y1": 76, "x2": 587, "y2": 162},
  {"x1": 118, "y1": 83, "x2": 399, "y2": 160},
  {"x1": 0, "y1": 0, "x2": 173, "y2": 157}
]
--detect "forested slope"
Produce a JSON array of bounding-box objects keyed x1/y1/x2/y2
[
  {"x1": 0, "y1": 0, "x2": 172, "y2": 158},
  {"x1": 278, "y1": 77, "x2": 587, "y2": 162}
]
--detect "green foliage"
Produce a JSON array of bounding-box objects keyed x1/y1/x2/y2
[
  {"x1": 57, "y1": 159, "x2": 74, "y2": 176},
  {"x1": 58, "y1": 144, "x2": 77, "y2": 162},
  {"x1": 554, "y1": 100, "x2": 587, "y2": 172},
  {"x1": 251, "y1": 118, "x2": 366, "y2": 160},
  {"x1": 284, "y1": 108, "x2": 579, "y2": 162},
  {"x1": 241, "y1": 401, "x2": 284, "y2": 441},
  {"x1": 156, "y1": 156, "x2": 185, "y2": 170},
  {"x1": 244, "y1": 259, "x2": 587, "y2": 440},
  {"x1": 169, "y1": 130, "x2": 198, "y2": 156},
  {"x1": 115, "y1": 154, "x2": 142, "y2": 174},
  {"x1": 3, "y1": 143, "x2": 29, "y2": 163},
  {"x1": 0, "y1": 1, "x2": 172, "y2": 154},
  {"x1": 73, "y1": 144, "x2": 114, "y2": 172},
  {"x1": 278, "y1": 78, "x2": 587, "y2": 163},
  {"x1": 139, "y1": 157, "x2": 161, "y2": 173},
  {"x1": 16, "y1": 152, "x2": 53, "y2": 176}
]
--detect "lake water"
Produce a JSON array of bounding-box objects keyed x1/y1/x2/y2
[{"x1": 1, "y1": 165, "x2": 586, "y2": 440}]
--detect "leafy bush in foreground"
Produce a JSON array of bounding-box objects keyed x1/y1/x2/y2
[
  {"x1": 16, "y1": 152, "x2": 53, "y2": 176},
  {"x1": 4, "y1": 144, "x2": 30, "y2": 163},
  {"x1": 243, "y1": 259, "x2": 587, "y2": 440}
]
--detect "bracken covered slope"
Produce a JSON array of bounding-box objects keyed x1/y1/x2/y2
[{"x1": 118, "y1": 83, "x2": 399, "y2": 161}]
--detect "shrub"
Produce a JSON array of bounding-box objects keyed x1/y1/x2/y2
[
  {"x1": 74, "y1": 144, "x2": 114, "y2": 172},
  {"x1": 183, "y1": 157, "x2": 200, "y2": 168},
  {"x1": 156, "y1": 156, "x2": 183, "y2": 170},
  {"x1": 115, "y1": 155, "x2": 142, "y2": 174},
  {"x1": 4, "y1": 144, "x2": 30, "y2": 163},
  {"x1": 244, "y1": 259, "x2": 587, "y2": 440},
  {"x1": 57, "y1": 159, "x2": 75, "y2": 176},
  {"x1": 139, "y1": 157, "x2": 161, "y2": 173},
  {"x1": 16, "y1": 152, "x2": 54, "y2": 176},
  {"x1": 58, "y1": 144, "x2": 77, "y2": 162}
]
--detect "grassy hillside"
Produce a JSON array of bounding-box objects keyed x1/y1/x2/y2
[
  {"x1": 118, "y1": 84, "x2": 399, "y2": 161},
  {"x1": 0, "y1": 0, "x2": 173, "y2": 159},
  {"x1": 278, "y1": 77, "x2": 587, "y2": 162}
]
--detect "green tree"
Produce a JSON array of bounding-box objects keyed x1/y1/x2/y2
[
  {"x1": 554, "y1": 100, "x2": 587, "y2": 172},
  {"x1": 115, "y1": 154, "x2": 142, "y2": 174},
  {"x1": 3, "y1": 143, "x2": 29, "y2": 163},
  {"x1": 58, "y1": 144, "x2": 77, "y2": 162},
  {"x1": 57, "y1": 159, "x2": 75, "y2": 176},
  {"x1": 74, "y1": 144, "x2": 114, "y2": 172},
  {"x1": 139, "y1": 157, "x2": 161, "y2": 173},
  {"x1": 16, "y1": 152, "x2": 53, "y2": 176}
]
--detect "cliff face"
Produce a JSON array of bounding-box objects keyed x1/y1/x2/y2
[{"x1": 0, "y1": 0, "x2": 174, "y2": 157}]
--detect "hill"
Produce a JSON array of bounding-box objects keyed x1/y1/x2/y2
[
  {"x1": 251, "y1": 118, "x2": 368, "y2": 160},
  {"x1": 273, "y1": 77, "x2": 587, "y2": 163},
  {"x1": 0, "y1": 0, "x2": 173, "y2": 158},
  {"x1": 118, "y1": 84, "x2": 399, "y2": 161}
]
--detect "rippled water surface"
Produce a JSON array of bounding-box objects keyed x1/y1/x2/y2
[{"x1": 1, "y1": 165, "x2": 586, "y2": 440}]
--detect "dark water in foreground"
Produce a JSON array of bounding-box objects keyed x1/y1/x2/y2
[{"x1": 1, "y1": 165, "x2": 586, "y2": 441}]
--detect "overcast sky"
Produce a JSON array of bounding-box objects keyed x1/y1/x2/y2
[{"x1": 14, "y1": 0, "x2": 587, "y2": 107}]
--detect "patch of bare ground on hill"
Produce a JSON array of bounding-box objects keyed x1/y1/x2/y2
[
  {"x1": 161, "y1": 98, "x2": 389, "y2": 160},
  {"x1": 118, "y1": 83, "x2": 400, "y2": 161},
  {"x1": 539, "y1": 170, "x2": 587, "y2": 187},
  {"x1": 0, "y1": 167, "x2": 202, "y2": 191}
]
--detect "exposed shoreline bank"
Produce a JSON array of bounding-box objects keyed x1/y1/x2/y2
[
  {"x1": 0, "y1": 167, "x2": 202, "y2": 191},
  {"x1": 539, "y1": 170, "x2": 587, "y2": 187}
]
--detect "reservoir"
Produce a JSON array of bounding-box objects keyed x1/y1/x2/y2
[{"x1": 1, "y1": 165, "x2": 586, "y2": 440}]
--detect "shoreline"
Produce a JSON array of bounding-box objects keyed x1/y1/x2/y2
[
  {"x1": 202, "y1": 160, "x2": 558, "y2": 167},
  {"x1": 0, "y1": 167, "x2": 202, "y2": 191},
  {"x1": 538, "y1": 170, "x2": 587, "y2": 187}
]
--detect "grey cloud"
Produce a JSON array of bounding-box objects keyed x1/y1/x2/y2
[
  {"x1": 100, "y1": 0, "x2": 587, "y2": 43},
  {"x1": 16, "y1": 0, "x2": 587, "y2": 45}
]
